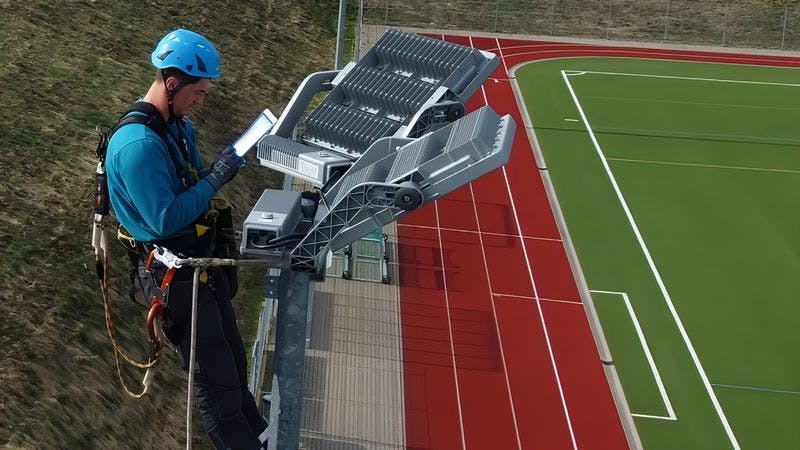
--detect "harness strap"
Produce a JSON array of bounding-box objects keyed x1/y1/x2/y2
[
  {"x1": 116, "y1": 226, "x2": 148, "y2": 306},
  {"x1": 93, "y1": 102, "x2": 205, "y2": 399},
  {"x1": 113, "y1": 102, "x2": 200, "y2": 187},
  {"x1": 96, "y1": 227, "x2": 162, "y2": 399}
]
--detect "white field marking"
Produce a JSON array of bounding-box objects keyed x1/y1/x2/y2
[
  {"x1": 564, "y1": 118, "x2": 580, "y2": 122},
  {"x1": 468, "y1": 181, "x2": 523, "y2": 450},
  {"x1": 563, "y1": 70, "x2": 741, "y2": 449},
  {"x1": 396, "y1": 223, "x2": 563, "y2": 242},
  {"x1": 631, "y1": 413, "x2": 678, "y2": 421},
  {"x1": 572, "y1": 70, "x2": 800, "y2": 88},
  {"x1": 590, "y1": 290, "x2": 677, "y2": 421},
  {"x1": 487, "y1": 36, "x2": 579, "y2": 450},
  {"x1": 433, "y1": 199, "x2": 468, "y2": 450},
  {"x1": 607, "y1": 157, "x2": 800, "y2": 175},
  {"x1": 580, "y1": 94, "x2": 800, "y2": 111},
  {"x1": 711, "y1": 383, "x2": 800, "y2": 396}
]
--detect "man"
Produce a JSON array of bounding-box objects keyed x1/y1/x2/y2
[{"x1": 105, "y1": 29, "x2": 267, "y2": 449}]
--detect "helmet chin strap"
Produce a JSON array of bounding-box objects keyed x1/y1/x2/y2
[
  {"x1": 162, "y1": 69, "x2": 195, "y2": 122},
  {"x1": 167, "y1": 101, "x2": 177, "y2": 123},
  {"x1": 161, "y1": 69, "x2": 202, "y2": 122},
  {"x1": 162, "y1": 70, "x2": 178, "y2": 122}
]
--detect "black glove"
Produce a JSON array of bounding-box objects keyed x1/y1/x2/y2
[{"x1": 204, "y1": 145, "x2": 244, "y2": 191}]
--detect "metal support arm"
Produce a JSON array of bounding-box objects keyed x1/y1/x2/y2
[{"x1": 271, "y1": 70, "x2": 339, "y2": 138}]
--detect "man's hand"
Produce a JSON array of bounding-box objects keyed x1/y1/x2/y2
[{"x1": 204, "y1": 145, "x2": 244, "y2": 191}]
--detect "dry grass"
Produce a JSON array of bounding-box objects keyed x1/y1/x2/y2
[{"x1": 0, "y1": 1, "x2": 338, "y2": 447}]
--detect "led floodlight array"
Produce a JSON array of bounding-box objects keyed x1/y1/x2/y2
[
  {"x1": 256, "y1": 29, "x2": 500, "y2": 187},
  {"x1": 241, "y1": 29, "x2": 517, "y2": 273}
]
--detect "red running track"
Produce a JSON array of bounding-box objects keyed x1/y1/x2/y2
[{"x1": 396, "y1": 35, "x2": 800, "y2": 450}]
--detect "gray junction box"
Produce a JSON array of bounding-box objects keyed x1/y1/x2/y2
[{"x1": 241, "y1": 189, "x2": 302, "y2": 258}]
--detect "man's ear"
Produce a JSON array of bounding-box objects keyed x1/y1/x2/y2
[{"x1": 164, "y1": 76, "x2": 179, "y2": 91}]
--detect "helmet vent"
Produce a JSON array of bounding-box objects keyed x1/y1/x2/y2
[
  {"x1": 156, "y1": 49, "x2": 174, "y2": 61},
  {"x1": 195, "y1": 54, "x2": 207, "y2": 73}
]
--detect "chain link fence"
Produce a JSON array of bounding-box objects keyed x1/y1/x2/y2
[{"x1": 361, "y1": 0, "x2": 800, "y2": 51}]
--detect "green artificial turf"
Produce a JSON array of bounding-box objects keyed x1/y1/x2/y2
[{"x1": 516, "y1": 57, "x2": 800, "y2": 449}]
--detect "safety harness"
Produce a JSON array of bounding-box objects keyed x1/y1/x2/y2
[
  {"x1": 93, "y1": 123, "x2": 157, "y2": 397},
  {"x1": 92, "y1": 102, "x2": 226, "y2": 398}
]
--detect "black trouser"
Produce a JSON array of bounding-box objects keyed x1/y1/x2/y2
[{"x1": 140, "y1": 263, "x2": 267, "y2": 449}]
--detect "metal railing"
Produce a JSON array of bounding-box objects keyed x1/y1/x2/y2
[
  {"x1": 248, "y1": 269, "x2": 279, "y2": 396},
  {"x1": 362, "y1": 0, "x2": 800, "y2": 51}
]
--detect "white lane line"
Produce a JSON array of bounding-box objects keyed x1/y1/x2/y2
[
  {"x1": 496, "y1": 36, "x2": 510, "y2": 75},
  {"x1": 498, "y1": 165, "x2": 578, "y2": 450},
  {"x1": 712, "y1": 383, "x2": 800, "y2": 396},
  {"x1": 539, "y1": 298, "x2": 584, "y2": 306},
  {"x1": 434, "y1": 198, "x2": 467, "y2": 450},
  {"x1": 563, "y1": 70, "x2": 741, "y2": 449},
  {"x1": 574, "y1": 70, "x2": 800, "y2": 88},
  {"x1": 485, "y1": 42, "x2": 800, "y2": 69},
  {"x1": 489, "y1": 36, "x2": 579, "y2": 450},
  {"x1": 590, "y1": 290, "x2": 677, "y2": 421},
  {"x1": 475, "y1": 38, "x2": 522, "y2": 448},
  {"x1": 501, "y1": 47, "x2": 800, "y2": 71},
  {"x1": 493, "y1": 293, "x2": 536, "y2": 300},
  {"x1": 493, "y1": 293, "x2": 584, "y2": 305},
  {"x1": 607, "y1": 157, "x2": 800, "y2": 175},
  {"x1": 482, "y1": 36, "x2": 578, "y2": 450},
  {"x1": 396, "y1": 223, "x2": 563, "y2": 242},
  {"x1": 468, "y1": 181, "x2": 523, "y2": 450}
]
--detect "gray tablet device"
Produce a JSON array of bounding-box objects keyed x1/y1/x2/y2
[{"x1": 233, "y1": 108, "x2": 278, "y2": 157}]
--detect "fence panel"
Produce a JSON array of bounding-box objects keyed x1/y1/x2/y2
[
  {"x1": 362, "y1": 0, "x2": 800, "y2": 51},
  {"x1": 549, "y1": 0, "x2": 609, "y2": 38},
  {"x1": 725, "y1": 2, "x2": 787, "y2": 48},
  {"x1": 607, "y1": 0, "x2": 669, "y2": 42},
  {"x1": 663, "y1": 0, "x2": 726, "y2": 45},
  {"x1": 495, "y1": 0, "x2": 553, "y2": 35},
  {"x1": 783, "y1": 4, "x2": 800, "y2": 49}
]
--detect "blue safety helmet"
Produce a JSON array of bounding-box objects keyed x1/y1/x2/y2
[{"x1": 151, "y1": 29, "x2": 220, "y2": 79}]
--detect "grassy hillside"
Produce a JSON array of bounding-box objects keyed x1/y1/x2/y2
[{"x1": 0, "y1": 1, "x2": 338, "y2": 447}]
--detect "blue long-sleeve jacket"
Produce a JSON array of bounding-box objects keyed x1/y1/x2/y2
[{"x1": 106, "y1": 115, "x2": 216, "y2": 242}]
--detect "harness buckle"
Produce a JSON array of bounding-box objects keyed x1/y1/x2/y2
[
  {"x1": 144, "y1": 246, "x2": 180, "y2": 343},
  {"x1": 147, "y1": 296, "x2": 165, "y2": 342},
  {"x1": 151, "y1": 245, "x2": 182, "y2": 269}
]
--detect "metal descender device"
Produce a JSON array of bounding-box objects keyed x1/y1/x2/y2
[{"x1": 241, "y1": 29, "x2": 517, "y2": 272}]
